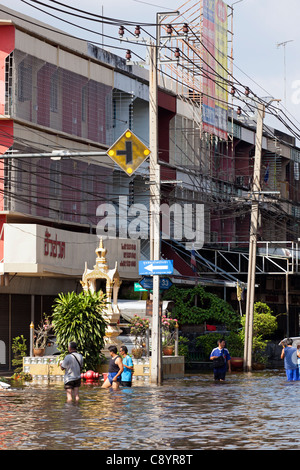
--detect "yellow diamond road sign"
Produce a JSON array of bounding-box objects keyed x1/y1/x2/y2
[{"x1": 107, "y1": 129, "x2": 151, "y2": 176}]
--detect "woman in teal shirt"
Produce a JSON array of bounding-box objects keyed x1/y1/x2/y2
[{"x1": 120, "y1": 346, "x2": 134, "y2": 387}]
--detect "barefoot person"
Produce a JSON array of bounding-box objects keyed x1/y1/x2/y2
[
  {"x1": 102, "y1": 345, "x2": 123, "y2": 390},
  {"x1": 60, "y1": 341, "x2": 83, "y2": 403}
]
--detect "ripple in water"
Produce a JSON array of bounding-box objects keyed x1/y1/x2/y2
[{"x1": 0, "y1": 370, "x2": 299, "y2": 450}]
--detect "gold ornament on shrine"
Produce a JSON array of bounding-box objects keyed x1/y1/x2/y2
[{"x1": 81, "y1": 238, "x2": 122, "y2": 345}]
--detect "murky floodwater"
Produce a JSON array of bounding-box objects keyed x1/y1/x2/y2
[{"x1": 1, "y1": 369, "x2": 299, "y2": 450}]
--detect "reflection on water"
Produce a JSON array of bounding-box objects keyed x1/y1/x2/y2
[{"x1": 1, "y1": 370, "x2": 300, "y2": 450}]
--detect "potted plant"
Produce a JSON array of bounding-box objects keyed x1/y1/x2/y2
[
  {"x1": 33, "y1": 315, "x2": 52, "y2": 356},
  {"x1": 225, "y1": 331, "x2": 244, "y2": 370},
  {"x1": 161, "y1": 315, "x2": 178, "y2": 355},
  {"x1": 130, "y1": 315, "x2": 149, "y2": 358}
]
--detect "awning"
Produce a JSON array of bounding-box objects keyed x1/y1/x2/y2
[
  {"x1": 280, "y1": 337, "x2": 300, "y2": 347},
  {"x1": 117, "y1": 299, "x2": 174, "y2": 322}
]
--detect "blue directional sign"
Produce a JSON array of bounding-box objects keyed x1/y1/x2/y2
[
  {"x1": 139, "y1": 276, "x2": 173, "y2": 291},
  {"x1": 139, "y1": 260, "x2": 173, "y2": 276},
  {"x1": 160, "y1": 277, "x2": 173, "y2": 290}
]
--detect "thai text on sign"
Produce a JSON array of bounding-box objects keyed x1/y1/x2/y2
[{"x1": 44, "y1": 229, "x2": 65, "y2": 259}]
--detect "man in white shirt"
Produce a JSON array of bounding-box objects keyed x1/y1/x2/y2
[{"x1": 60, "y1": 341, "x2": 83, "y2": 402}]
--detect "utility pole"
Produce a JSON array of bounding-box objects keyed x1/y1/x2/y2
[
  {"x1": 149, "y1": 10, "x2": 180, "y2": 385},
  {"x1": 243, "y1": 102, "x2": 265, "y2": 372},
  {"x1": 118, "y1": 12, "x2": 181, "y2": 384},
  {"x1": 149, "y1": 37, "x2": 162, "y2": 384}
]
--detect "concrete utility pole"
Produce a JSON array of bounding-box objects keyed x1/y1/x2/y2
[
  {"x1": 149, "y1": 10, "x2": 180, "y2": 385},
  {"x1": 149, "y1": 37, "x2": 162, "y2": 385},
  {"x1": 243, "y1": 102, "x2": 265, "y2": 372}
]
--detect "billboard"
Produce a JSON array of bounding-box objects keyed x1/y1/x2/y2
[{"x1": 202, "y1": 0, "x2": 228, "y2": 140}]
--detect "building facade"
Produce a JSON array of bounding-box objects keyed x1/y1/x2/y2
[{"x1": 0, "y1": 5, "x2": 300, "y2": 369}]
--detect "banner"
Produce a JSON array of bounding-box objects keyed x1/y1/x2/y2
[{"x1": 202, "y1": 0, "x2": 228, "y2": 140}]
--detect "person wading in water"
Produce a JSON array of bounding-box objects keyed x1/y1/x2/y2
[{"x1": 101, "y1": 345, "x2": 123, "y2": 390}]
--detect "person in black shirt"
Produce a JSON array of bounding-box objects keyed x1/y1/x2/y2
[{"x1": 102, "y1": 345, "x2": 123, "y2": 390}]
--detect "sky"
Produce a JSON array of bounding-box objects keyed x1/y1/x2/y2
[{"x1": 1, "y1": 0, "x2": 300, "y2": 143}]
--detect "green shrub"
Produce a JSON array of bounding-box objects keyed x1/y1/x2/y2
[
  {"x1": 196, "y1": 333, "x2": 220, "y2": 358},
  {"x1": 195, "y1": 331, "x2": 243, "y2": 360},
  {"x1": 240, "y1": 301, "x2": 278, "y2": 363},
  {"x1": 164, "y1": 284, "x2": 240, "y2": 329},
  {"x1": 12, "y1": 335, "x2": 28, "y2": 373},
  {"x1": 178, "y1": 336, "x2": 189, "y2": 358},
  {"x1": 52, "y1": 291, "x2": 108, "y2": 371}
]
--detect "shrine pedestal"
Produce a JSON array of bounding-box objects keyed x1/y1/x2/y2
[{"x1": 23, "y1": 355, "x2": 185, "y2": 382}]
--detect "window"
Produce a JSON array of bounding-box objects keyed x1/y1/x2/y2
[
  {"x1": 5, "y1": 53, "x2": 13, "y2": 115},
  {"x1": 50, "y1": 70, "x2": 58, "y2": 112},
  {"x1": 129, "y1": 103, "x2": 133, "y2": 129},
  {"x1": 18, "y1": 60, "x2": 32, "y2": 102},
  {"x1": 49, "y1": 160, "x2": 61, "y2": 198},
  {"x1": 81, "y1": 85, "x2": 87, "y2": 122}
]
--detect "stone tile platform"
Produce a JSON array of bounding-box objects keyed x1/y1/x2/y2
[{"x1": 23, "y1": 355, "x2": 185, "y2": 382}]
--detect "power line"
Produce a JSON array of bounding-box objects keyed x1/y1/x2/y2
[
  {"x1": 1, "y1": 2, "x2": 300, "y2": 243},
  {"x1": 14, "y1": 0, "x2": 300, "y2": 142}
]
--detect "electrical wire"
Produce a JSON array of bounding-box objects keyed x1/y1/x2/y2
[
  {"x1": 19, "y1": 0, "x2": 300, "y2": 140},
  {"x1": 18, "y1": 0, "x2": 300, "y2": 141},
  {"x1": 1, "y1": 0, "x2": 300, "y2": 245}
]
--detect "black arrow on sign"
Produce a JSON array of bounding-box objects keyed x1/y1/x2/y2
[{"x1": 117, "y1": 141, "x2": 133, "y2": 165}]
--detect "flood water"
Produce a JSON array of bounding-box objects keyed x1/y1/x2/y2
[{"x1": 1, "y1": 369, "x2": 299, "y2": 451}]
